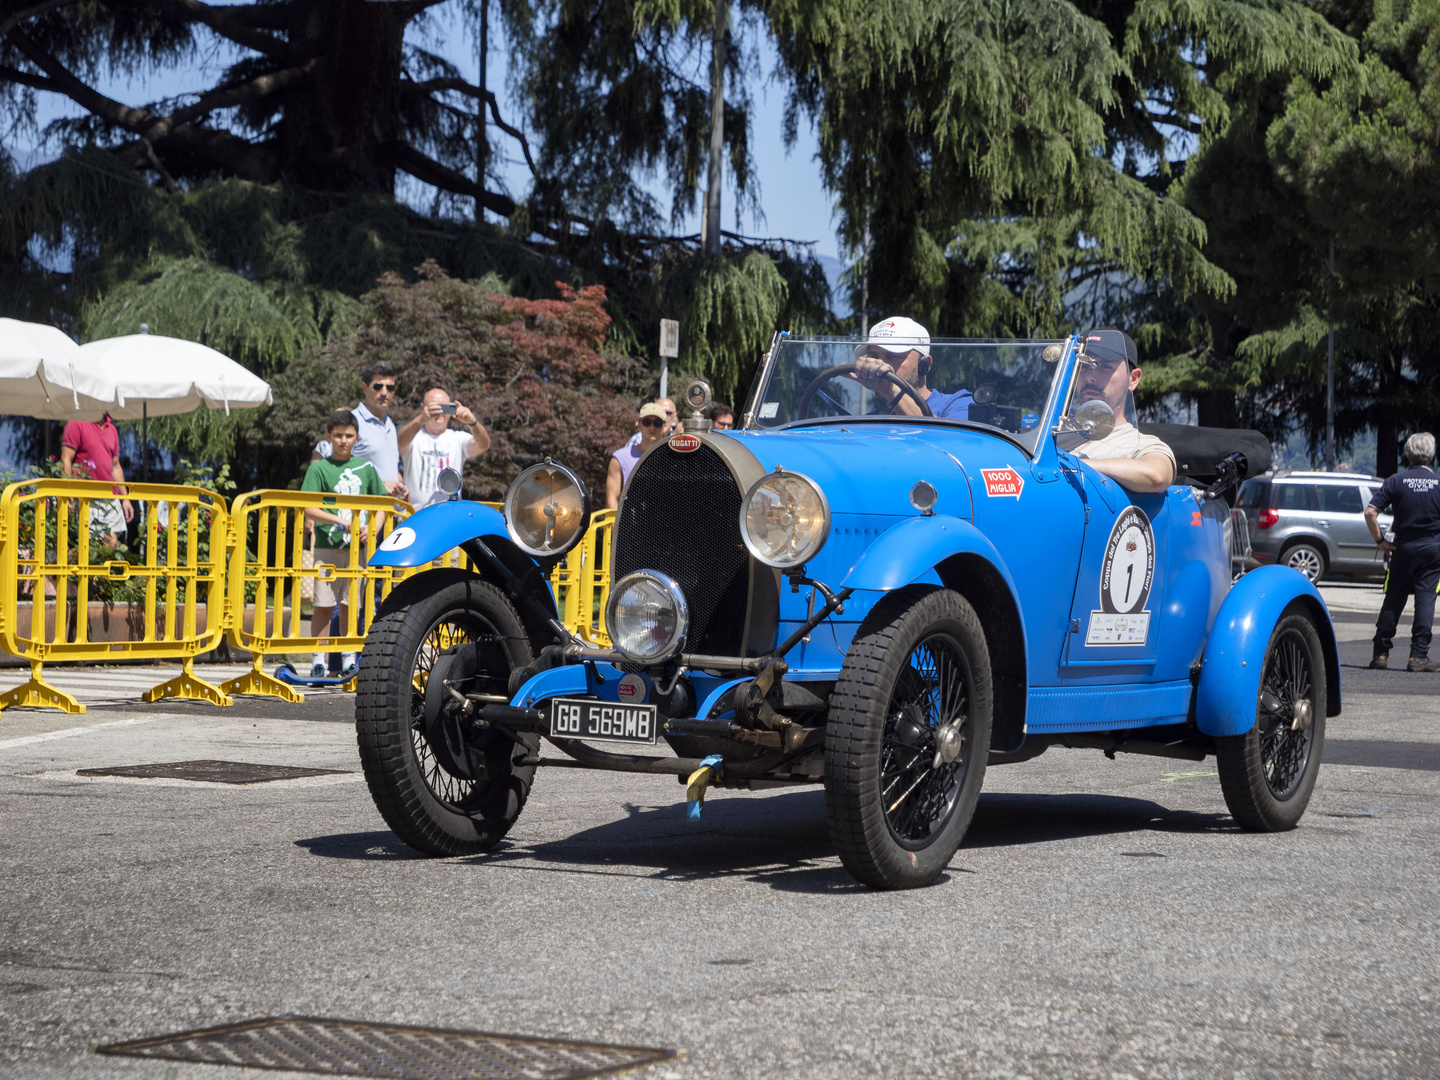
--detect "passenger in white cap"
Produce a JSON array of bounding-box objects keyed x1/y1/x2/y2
[{"x1": 852, "y1": 316, "x2": 973, "y2": 419}]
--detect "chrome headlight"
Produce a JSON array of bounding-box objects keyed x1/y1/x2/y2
[
  {"x1": 606, "y1": 570, "x2": 689, "y2": 664},
  {"x1": 740, "y1": 470, "x2": 830, "y2": 568},
  {"x1": 504, "y1": 460, "x2": 590, "y2": 558}
]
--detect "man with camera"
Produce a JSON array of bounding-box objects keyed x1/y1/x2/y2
[{"x1": 397, "y1": 387, "x2": 491, "y2": 506}]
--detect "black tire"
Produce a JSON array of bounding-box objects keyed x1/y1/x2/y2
[
  {"x1": 1281, "y1": 542, "x2": 1326, "y2": 583},
  {"x1": 356, "y1": 569, "x2": 537, "y2": 856},
  {"x1": 825, "y1": 586, "x2": 992, "y2": 889},
  {"x1": 1215, "y1": 607, "x2": 1326, "y2": 831}
]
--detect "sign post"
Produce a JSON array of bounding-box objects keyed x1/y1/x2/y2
[{"x1": 659, "y1": 318, "x2": 680, "y2": 399}]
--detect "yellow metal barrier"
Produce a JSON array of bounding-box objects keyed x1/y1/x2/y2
[
  {"x1": 220, "y1": 489, "x2": 410, "y2": 703},
  {"x1": 0, "y1": 479, "x2": 231, "y2": 712},
  {"x1": 553, "y1": 511, "x2": 613, "y2": 647},
  {"x1": 0, "y1": 487, "x2": 616, "y2": 714}
]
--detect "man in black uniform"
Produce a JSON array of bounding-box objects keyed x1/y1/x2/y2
[{"x1": 1367, "y1": 432, "x2": 1440, "y2": 671}]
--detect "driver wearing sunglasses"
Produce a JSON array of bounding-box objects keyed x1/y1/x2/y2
[{"x1": 310, "y1": 360, "x2": 410, "y2": 501}]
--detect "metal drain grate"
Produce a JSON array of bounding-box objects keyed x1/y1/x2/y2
[
  {"x1": 96, "y1": 1016, "x2": 677, "y2": 1079},
  {"x1": 76, "y1": 760, "x2": 348, "y2": 784}
]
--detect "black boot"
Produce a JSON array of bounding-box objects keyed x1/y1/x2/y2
[
  {"x1": 1369, "y1": 653, "x2": 1388, "y2": 670},
  {"x1": 1407, "y1": 656, "x2": 1440, "y2": 673}
]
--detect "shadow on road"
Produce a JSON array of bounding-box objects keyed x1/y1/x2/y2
[
  {"x1": 295, "y1": 788, "x2": 1238, "y2": 890},
  {"x1": 966, "y1": 792, "x2": 1233, "y2": 847},
  {"x1": 294, "y1": 831, "x2": 421, "y2": 860}
]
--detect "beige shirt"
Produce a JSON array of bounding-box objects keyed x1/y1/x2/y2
[{"x1": 1057, "y1": 423, "x2": 1178, "y2": 469}]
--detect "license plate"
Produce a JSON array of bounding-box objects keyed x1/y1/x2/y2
[{"x1": 548, "y1": 697, "x2": 658, "y2": 745}]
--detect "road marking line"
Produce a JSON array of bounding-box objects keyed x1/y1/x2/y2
[
  {"x1": 0, "y1": 715, "x2": 160, "y2": 751},
  {"x1": 1159, "y1": 770, "x2": 1219, "y2": 782}
]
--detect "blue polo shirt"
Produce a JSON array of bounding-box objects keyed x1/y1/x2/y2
[
  {"x1": 313, "y1": 401, "x2": 401, "y2": 483},
  {"x1": 926, "y1": 388, "x2": 973, "y2": 419}
]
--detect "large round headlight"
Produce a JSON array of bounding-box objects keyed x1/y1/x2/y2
[
  {"x1": 740, "y1": 470, "x2": 830, "y2": 568},
  {"x1": 504, "y1": 460, "x2": 590, "y2": 557},
  {"x1": 606, "y1": 570, "x2": 689, "y2": 664}
]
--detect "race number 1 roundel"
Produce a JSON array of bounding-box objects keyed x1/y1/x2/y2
[{"x1": 1100, "y1": 507, "x2": 1155, "y2": 615}]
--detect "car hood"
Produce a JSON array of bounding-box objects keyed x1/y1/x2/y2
[{"x1": 718, "y1": 424, "x2": 1008, "y2": 519}]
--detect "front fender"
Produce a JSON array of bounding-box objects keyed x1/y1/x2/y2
[
  {"x1": 1195, "y1": 566, "x2": 1341, "y2": 737},
  {"x1": 841, "y1": 515, "x2": 1020, "y2": 598},
  {"x1": 369, "y1": 501, "x2": 509, "y2": 567}
]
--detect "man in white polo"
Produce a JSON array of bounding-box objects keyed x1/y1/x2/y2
[{"x1": 312, "y1": 361, "x2": 408, "y2": 501}]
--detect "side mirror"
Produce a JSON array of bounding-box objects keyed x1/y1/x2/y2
[{"x1": 1072, "y1": 400, "x2": 1115, "y2": 441}]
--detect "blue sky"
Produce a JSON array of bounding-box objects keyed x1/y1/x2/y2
[{"x1": 9, "y1": 3, "x2": 845, "y2": 266}]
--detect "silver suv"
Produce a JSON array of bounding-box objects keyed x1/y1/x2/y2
[{"x1": 1236, "y1": 471, "x2": 1393, "y2": 582}]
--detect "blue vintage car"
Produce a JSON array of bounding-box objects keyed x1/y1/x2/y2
[{"x1": 357, "y1": 334, "x2": 1337, "y2": 889}]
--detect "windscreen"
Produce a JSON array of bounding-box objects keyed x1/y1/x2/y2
[{"x1": 745, "y1": 337, "x2": 1069, "y2": 454}]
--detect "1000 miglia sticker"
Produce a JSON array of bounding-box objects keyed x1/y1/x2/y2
[{"x1": 1086, "y1": 506, "x2": 1155, "y2": 646}]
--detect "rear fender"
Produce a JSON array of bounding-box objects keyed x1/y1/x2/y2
[
  {"x1": 370, "y1": 501, "x2": 509, "y2": 567},
  {"x1": 1195, "y1": 565, "x2": 1341, "y2": 737}
]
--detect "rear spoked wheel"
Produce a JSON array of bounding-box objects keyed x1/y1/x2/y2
[
  {"x1": 356, "y1": 570, "x2": 538, "y2": 856},
  {"x1": 1216, "y1": 607, "x2": 1326, "y2": 830},
  {"x1": 825, "y1": 587, "x2": 992, "y2": 889}
]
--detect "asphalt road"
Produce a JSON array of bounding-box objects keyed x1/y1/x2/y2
[{"x1": 2, "y1": 609, "x2": 1437, "y2": 1079}]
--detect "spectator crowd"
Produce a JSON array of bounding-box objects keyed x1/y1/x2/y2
[{"x1": 56, "y1": 364, "x2": 729, "y2": 675}]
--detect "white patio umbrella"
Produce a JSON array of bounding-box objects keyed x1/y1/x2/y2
[
  {"x1": 79, "y1": 333, "x2": 274, "y2": 420},
  {"x1": 79, "y1": 332, "x2": 274, "y2": 480},
  {"x1": 0, "y1": 317, "x2": 117, "y2": 420}
]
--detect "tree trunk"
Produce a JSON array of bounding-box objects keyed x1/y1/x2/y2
[
  {"x1": 1195, "y1": 389, "x2": 1238, "y2": 429},
  {"x1": 275, "y1": 0, "x2": 407, "y2": 194},
  {"x1": 703, "y1": 0, "x2": 726, "y2": 257},
  {"x1": 1376, "y1": 352, "x2": 1400, "y2": 477},
  {"x1": 1196, "y1": 312, "x2": 1240, "y2": 429},
  {"x1": 477, "y1": 0, "x2": 490, "y2": 222}
]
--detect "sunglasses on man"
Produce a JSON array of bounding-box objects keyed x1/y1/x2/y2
[
  {"x1": 639, "y1": 417, "x2": 665, "y2": 427},
  {"x1": 370, "y1": 381, "x2": 396, "y2": 392}
]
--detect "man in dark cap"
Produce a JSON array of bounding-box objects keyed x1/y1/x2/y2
[{"x1": 1055, "y1": 328, "x2": 1175, "y2": 493}]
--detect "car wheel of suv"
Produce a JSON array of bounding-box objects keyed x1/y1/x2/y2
[
  {"x1": 1281, "y1": 542, "x2": 1326, "y2": 582},
  {"x1": 356, "y1": 570, "x2": 538, "y2": 857},
  {"x1": 1214, "y1": 606, "x2": 1326, "y2": 831},
  {"x1": 825, "y1": 586, "x2": 992, "y2": 890}
]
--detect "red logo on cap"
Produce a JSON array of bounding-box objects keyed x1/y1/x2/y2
[
  {"x1": 981, "y1": 467, "x2": 1025, "y2": 499},
  {"x1": 669, "y1": 434, "x2": 701, "y2": 453}
]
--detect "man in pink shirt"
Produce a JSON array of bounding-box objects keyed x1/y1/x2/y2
[{"x1": 60, "y1": 415, "x2": 133, "y2": 546}]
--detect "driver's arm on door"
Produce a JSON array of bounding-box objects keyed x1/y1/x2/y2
[{"x1": 1080, "y1": 452, "x2": 1174, "y2": 493}]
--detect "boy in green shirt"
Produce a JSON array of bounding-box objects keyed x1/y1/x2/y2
[{"x1": 302, "y1": 409, "x2": 388, "y2": 677}]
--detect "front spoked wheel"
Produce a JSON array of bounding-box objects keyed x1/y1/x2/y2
[
  {"x1": 825, "y1": 586, "x2": 993, "y2": 889},
  {"x1": 1216, "y1": 606, "x2": 1327, "y2": 830},
  {"x1": 356, "y1": 570, "x2": 539, "y2": 856}
]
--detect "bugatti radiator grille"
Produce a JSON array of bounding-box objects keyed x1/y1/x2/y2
[{"x1": 615, "y1": 443, "x2": 749, "y2": 656}]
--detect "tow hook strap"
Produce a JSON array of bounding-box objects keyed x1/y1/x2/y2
[{"x1": 686, "y1": 754, "x2": 726, "y2": 821}]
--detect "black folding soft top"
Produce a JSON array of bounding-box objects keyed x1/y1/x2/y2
[{"x1": 1139, "y1": 423, "x2": 1273, "y2": 484}]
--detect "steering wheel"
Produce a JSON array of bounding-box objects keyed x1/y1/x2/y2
[{"x1": 796, "y1": 363, "x2": 934, "y2": 420}]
